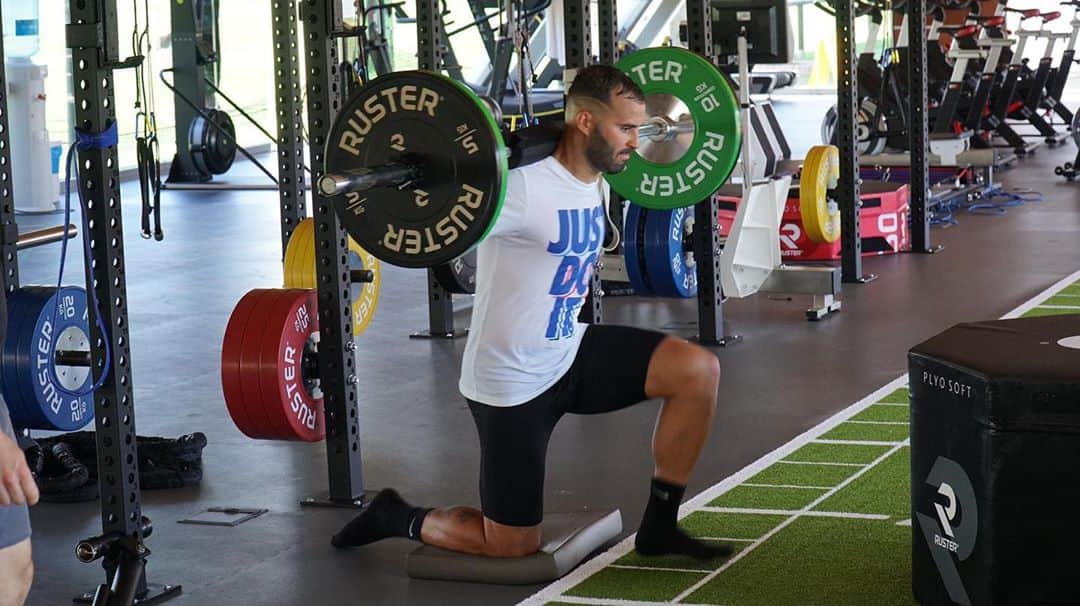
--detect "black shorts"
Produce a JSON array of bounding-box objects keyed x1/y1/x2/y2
[{"x1": 466, "y1": 324, "x2": 668, "y2": 527}]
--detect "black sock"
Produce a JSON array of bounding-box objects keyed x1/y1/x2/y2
[
  {"x1": 634, "y1": 478, "x2": 734, "y2": 561},
  {"x1": 331, "y1": 489, "x2": 432, "y2": 548}
]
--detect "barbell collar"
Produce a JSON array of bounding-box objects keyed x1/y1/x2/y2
[
  {"x1": 16, "y1": 225, "x2": 79, "y2": 250},
  {"x1": 350, "y1": 269, "x2": 375, "y2": 284},
  {"x1": 639, "y1": 116, "x2": 695, "y2": 142},
  {"x1": 317, "y1": 163, "x2": 422, "y2": 197},
  {"x1": 55, "y1": 350, "x2": 92, "y2": 367}
]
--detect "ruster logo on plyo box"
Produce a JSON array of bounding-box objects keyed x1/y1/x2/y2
[{"x1": 916, "y1": 457, "x2": 978, "y2": 606}]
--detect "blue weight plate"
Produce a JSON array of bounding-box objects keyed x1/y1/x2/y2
[
  {"x1": 622, "y1": 204, "x2": 653, "y2": 296},
  {"x1": 644, "y1": 207, "x2": 697, "y2": 298},
  {"x1": 12, "y1": 288, "x2": 52, "y2": 429},
  {"x1": 668, "y1": 206, "x2": 698, "y2": 298},
  {"x1": 6, "y1": 289, "x2": 47, "y2": 428},
  {"x1": 43, "y1": 287, "x2": 93, "y2": 431},
  {"x1": 643, "y1": 209, "x2": 676, "y2": 297},
  {"x1": 46, "y1": 287, "x2": 93, "y2": 431},
  {"x1": 1, "y1": 291, "x2": 35, "y2": 428},
  {"x1": 13, "y1": 287, "x2": 93, "y2": 431},
  {"x1": 13, "y1": 287, "x2": 57, "y2": 429}
]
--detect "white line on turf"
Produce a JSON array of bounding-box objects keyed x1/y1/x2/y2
[
  {"x1": 671, "y1": 441, "x2": 910, "y2": 603},
  {"x1": 741, "y1": 483, "x2": 834, "y2": 490},
  {"x1": 1034, "y1": 304, "x2": 1080, "y2": 310},
  {"x1": 530, "y1": 597, "x2": 677, "y2": 606},
  {"x1": 776, "y1": 460, "x2": 864, "y2": 467},
  {"x1": 520, "y1": 269, "x2": 1080, "y2": 606},
  {"x1": 610, "y1": 564, "x2": 714, "y2": 574},
  {"x1": 875, "y1": 402, "x2": 909, "y2": 407},
  {"x1": 699, "y1": 507, "x2": 890, "y2": 520},
  {"x1": 845, "y1": 420, "x2": 909, "y2": 426},
  {"x1": 896, "y1": 519, "x2": 912, "y2": 526},
  {"x1": 700, "y1": 537, "x2": 756, "y2": 542},
  {"x1": 813, "y1": 439, "x2": 905, "y2": 446}
]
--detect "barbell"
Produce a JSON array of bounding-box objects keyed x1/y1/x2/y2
[{"x1": 318, "y1": 46, "x2": 742, "y2": 269}]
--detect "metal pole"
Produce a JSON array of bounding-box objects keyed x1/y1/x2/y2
[{"x1": 298, "y1": 0, "x2": 367, "y2": 507}]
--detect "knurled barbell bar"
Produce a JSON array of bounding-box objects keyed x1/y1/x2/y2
[{"x1": 318, "y1": 47, "x2": 741, "y2": 269}]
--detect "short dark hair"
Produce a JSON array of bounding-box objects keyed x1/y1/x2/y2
[{"x1": 566, "y1": 64, "x2": 645, "y2": 105}]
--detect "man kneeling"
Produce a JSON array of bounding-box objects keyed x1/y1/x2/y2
[{"x1": 332, "y1": 65, "x2": 731, "y2": 561}]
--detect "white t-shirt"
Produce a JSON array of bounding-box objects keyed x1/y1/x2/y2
[{"x1": 459, "y1": 156, "x2": 606, "y2": 406}]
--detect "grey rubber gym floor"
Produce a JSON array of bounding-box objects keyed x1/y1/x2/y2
[{"x1": 17, "y1": 97, "x2": 1080, "y2": 605}]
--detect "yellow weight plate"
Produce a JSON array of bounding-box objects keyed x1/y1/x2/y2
[
  {"x1": 282, "y1": 221, "x2": 301, "y2": 288},
  {"x1": 349, "y1": 242, "x2": 381, "y2": 337},
  {"x1": 283, "y1": 218, "x2": 316, "y2": 288},
  {"x1": 800, "y1": 145, "x2": 842, "y2": 244},
  {"x1": 283, "y1": 218, "x2": 381, "y2": 337},
  {"x1": 299, "y1": 224, "x2": 317, "y2": 289}
]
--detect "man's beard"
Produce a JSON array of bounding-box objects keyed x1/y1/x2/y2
[{"x1": 585, "y1": 129, "x2": 631, "y2": 174}]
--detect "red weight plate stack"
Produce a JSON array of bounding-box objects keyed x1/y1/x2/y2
[{"x1": 222, "y1": 289, "x2": 325, "y2": 441}]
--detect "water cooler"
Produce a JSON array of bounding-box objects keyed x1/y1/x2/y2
[{"x1": 4, "y1": 0, "x2": 58, "y2": 213}]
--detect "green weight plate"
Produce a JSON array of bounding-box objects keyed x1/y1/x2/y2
[{"x1": 606, "y1": 47, "x2": 741, "y2": 210}]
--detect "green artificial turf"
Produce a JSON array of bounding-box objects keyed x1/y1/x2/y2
[
  {"x1": 682, "y1": 517, "x2": 916, "y2": 606},
  {"x1": 1022, "y1": 307, "x2": 1080, "y2": 318},
  {"x1": 814, "y1": 447, "x2": 911, "y2": 519},
  {"x1": 745, "y1": 462, "x2": 861, "y2": 488},
  {"x1": 784, "y1": 442, "x2": 892, "y2": 465},
  {"x1": 709, "y1": 484, "x2": 828, "y2": 511},
  {"x1": 818, "y1": 422, "x2": 911, "y2": 443}
]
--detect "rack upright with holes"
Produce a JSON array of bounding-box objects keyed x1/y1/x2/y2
[
  {"x1": 297, "y1": 0, "x2": 369, "y2": 508},
  {"x1": 906, "y1": 0, "x2": 937, "y2": 254},
  {"x1": 834, "y1": 0, "x2": 871, "y2": 282},
  {"x1": 273, "y1": 0, "x2": 308, "y2": 256},
  {"x1": 596, "y1": 0, "x2": 626, "y2": 247},
  {"x1": 560, "y1": 0, "x2": 604, "y2": 325},
  {"x1": 683, "y1": 0, "x2": 733, "y2": 346},
  {"x1": 63, "y1": 0, "x2": 182, "y2": 603},
  {"x1": 833, "y1": 0, "x2": 935, "y2": 275},
  {"x1": 165, "y1": 0, "x2": 211, "y2": 184},
  {"x1": 0, "y1": 4, "x2": 19, "y2": 302},
  {"x1": 410, "y1": 0, "x2": 470, "y2": 339}
]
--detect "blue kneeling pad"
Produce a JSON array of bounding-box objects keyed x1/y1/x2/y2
[{"x1": 406, "y1": 509, "x2": 622, "y2": 584}]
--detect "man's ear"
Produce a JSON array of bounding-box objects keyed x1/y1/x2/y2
[{"x1": 574, "y1": 109, "x2": 595, "y2": 137}]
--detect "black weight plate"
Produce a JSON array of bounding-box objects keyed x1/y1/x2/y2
[
  {"x1": 190, "y1": 108, "x2": 237, "y2": 177},
  {"x1": 324, "y1": 71, "x2": 507, "y2": 269},
  {"x1": 1, "y1": 289, "x2": 34, "y2": 427},
  {"x1": 433, "y1": 250, "x2": 477, "y2": 294},
  {"x1": 205, "y1": 109, "x2": 237, "y2": 175},
  {"x1": 622, "y1": 204, "x2": 653, "y2": 296}
]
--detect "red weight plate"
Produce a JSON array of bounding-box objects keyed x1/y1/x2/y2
[
  {"x1": 251, "y1": 287, "x2": 300, "y2": 438},
  {"x1": 238, "y1": 289, "x2": 289, "y2": 439},
  {"x1": 221, "y1": 290, "x2": 262, "y2": 438},
  {"x1": 257, "y1": 289, "x2": 324, "y2": 442}
]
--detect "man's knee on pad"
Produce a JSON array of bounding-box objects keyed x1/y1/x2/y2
[{"x1": 482, "y1": 519, "x2": 542, "y2": 558}]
